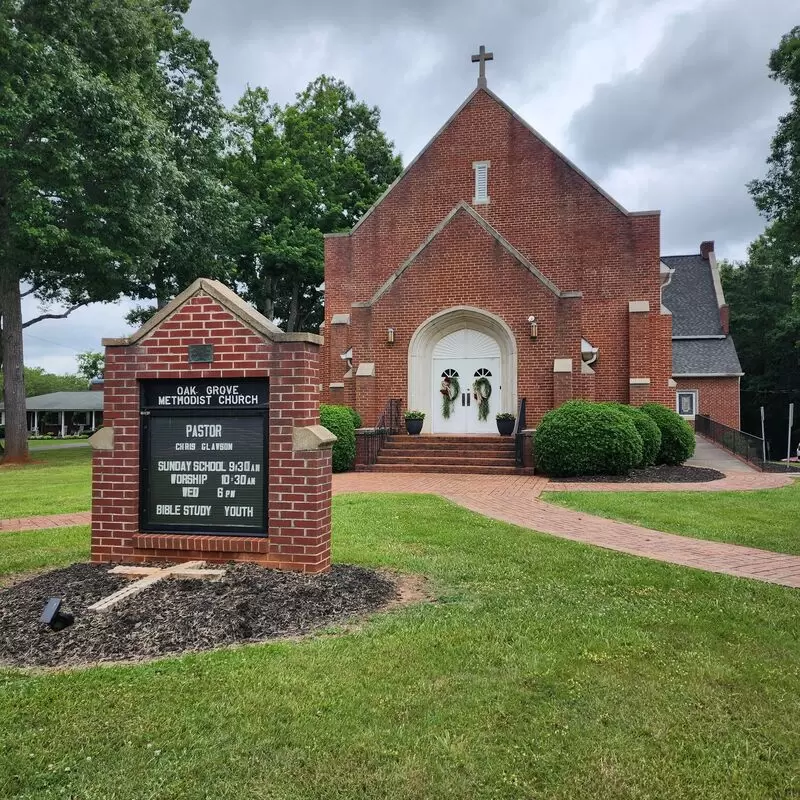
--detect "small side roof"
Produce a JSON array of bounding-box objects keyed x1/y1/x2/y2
[
  {"x1": 672, "y1": 338, "x2": 743, "y2": 376},
  {"x1": 0, "y1": 392, "x2": 104, "y2": 412},
  {"x1": 661, "y1": 254, "x2": 723, "y2": 337}
]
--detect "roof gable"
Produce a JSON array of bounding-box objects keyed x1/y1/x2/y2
[
  {"x1": 352, "y1": 202, "x2": 575, "y2": 308},
  {"x1": 328, "y1": 87, "x2": 658, "y2": 241},
  {"x1": 102, "y1": 279, "x2": 322, "y2": 347}
]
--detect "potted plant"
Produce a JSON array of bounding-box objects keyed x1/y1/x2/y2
[
  {"x1": 404, "y1": 410, "x2": 425, "y2": 435},
  {"x1": 496, "y1": 412, "x2": 516, "y2": 436}
]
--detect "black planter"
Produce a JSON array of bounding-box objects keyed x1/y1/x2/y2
[
  {"x1": 496, "y1": 417, "x2": 515, "y2": 436},
  {"x1": 405, "y1": 418, "x2": 424, "y2": 435}
]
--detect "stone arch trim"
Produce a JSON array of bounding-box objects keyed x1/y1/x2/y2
[{"x1": 408, "y1": 307, "x2": 518, "y2": 432}]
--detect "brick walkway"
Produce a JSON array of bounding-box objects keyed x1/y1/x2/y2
[
  {"x1": 2, "y1": 469, "x2": 798, "y2": 589},
  {"x1": 333, "y1": 472, "x2": 800, "y2": 589},
  {"x1": 0, "y1": 512, "x2": 91, "y2": 532}
]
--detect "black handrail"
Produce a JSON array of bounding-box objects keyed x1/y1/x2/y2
[
  {"x1": 514, "y1": 397, "x2": 527, "y2": 467},
  {"x1": 694, "y1": 414, "x2": 765, "y2": 470},
  {"x1": 356, "y1": 398, "x2": 401, "y2": 467}
]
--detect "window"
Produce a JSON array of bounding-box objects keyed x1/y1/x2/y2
[
  {"x1": 676, "y1": 390, "x2": 698, "y2": 418},
  {"x1": 473, "y1": 161, "x2": 490, "y2": 205}
]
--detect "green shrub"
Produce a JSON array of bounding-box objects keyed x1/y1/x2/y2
[
  {"x1": 640, "y1": 403, "x2": 696, "y2": 465},
  {"x1": 346, "y1": 407, "x2": 362, "y2": 429},
  {"x1": 320, "y1": 404, "x2": 356, "y2": 473},
  {"x1": 604, "y1": 403, "x2": 662, "y2": 467},
  {"x1": 535, "y1": 400, "x2": 643, "y2": 477}
]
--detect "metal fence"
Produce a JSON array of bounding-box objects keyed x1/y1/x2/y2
[
  {"x1": 354, "y1": 399, "x2": 402, "y2": 467},
  {"x1": 694, "y1": 414, "x2": 765, "y2": 470}
]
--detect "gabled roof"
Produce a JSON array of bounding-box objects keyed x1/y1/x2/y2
[
  {"x1": 352, "y1": 202, "x2": 578, "y2": 308},
  {"x1": 102, "y1": 278, "x2": 322, "y2": 347},
  {"x1": 673, "y1": 338, "x2": 743, "y2": 376},
  {"x1": 0, "y1": 392, "x2": 103, "y2": 412},
  {"x1": 662, "y1": 254, "x2": 724, "y2": 336},
  {"x1": 327, "y1": 87, "x2": 659, "y2": 240}
]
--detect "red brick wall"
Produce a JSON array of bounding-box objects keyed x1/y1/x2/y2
[
  {"x1": 675, "y1": 377, "x2": 741, "y2": 430},
  {"x1": 92, "y1": 293, "x2": 332, "y2": 573},
  {"x1": 323, "y1": 89, "x2": 672, "y2": 424}
]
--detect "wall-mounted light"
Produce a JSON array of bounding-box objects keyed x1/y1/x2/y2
[
  {"x1": 527, "y1": 315, "x2": 538, "y2": 340},
  {"x1": 387, "y1": 327, "x2": 396, "y2": 345}
]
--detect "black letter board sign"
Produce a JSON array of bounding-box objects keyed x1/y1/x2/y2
[{"x1": 139, "y1": 379, "x2": 269, "y2": 536}]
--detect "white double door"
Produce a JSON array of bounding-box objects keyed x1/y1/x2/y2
[{"x1": 431, "y1": 329, "x2": 502, "y2": 434}]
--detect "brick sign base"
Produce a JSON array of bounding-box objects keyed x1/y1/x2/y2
[{"x1": 89, "y1": 279, "x2": 333, "y2": 573}]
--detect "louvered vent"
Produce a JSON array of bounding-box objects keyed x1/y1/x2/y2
[{"x1": 473, "y1": 161, "x2": 490, "y2": 204}]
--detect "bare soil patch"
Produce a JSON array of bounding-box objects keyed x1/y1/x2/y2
[{"x1": 0, "y1": 562, "x2": 404, "y2": 669}]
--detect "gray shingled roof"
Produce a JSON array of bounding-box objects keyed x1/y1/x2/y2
[
  {"x1": 0, "y1": 392, "x2": 103, "y2": 412},
  {"x1": 672, "y1": 338, "x2": 742, "y2": 376},
  {"x1": 661, "y1": 254, "x2": 724, "y2": 336}
]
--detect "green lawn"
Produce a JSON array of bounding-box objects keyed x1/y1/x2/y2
[
  {"x1": 1, "y1": 439, "x2": 91, "y2": 449},
  {"x1": 0, "y1": 447, "x2": 92, "y2": 518},
  {"x1": 0, "y1": 526, "x2": 90, "y2": 581},
  {"x1": 1, "y1": 494, "x2": 799, "y2": 799},
  {"x1": 545, "y1": 482, "x2": 800, "y2": 555}
]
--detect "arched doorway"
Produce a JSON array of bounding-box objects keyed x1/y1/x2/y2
[{"x1": 408, "y1": 307, "x2": 517, "y2": 434}]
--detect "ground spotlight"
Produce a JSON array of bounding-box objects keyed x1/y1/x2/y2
[{"x1": 40, "y1": 597, "x2": 74, "y2": 631}]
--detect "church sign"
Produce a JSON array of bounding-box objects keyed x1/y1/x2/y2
[{"x1": 139, "y1": 378, "x2": 269, "y2": 536}]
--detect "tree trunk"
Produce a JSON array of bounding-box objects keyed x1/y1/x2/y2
[
  {"x1": 0, "y1": 270, "x2": 29, "y2": 462},
  {"x1": 286, "y1": 280, "x2": 300, "y2": 333},
  {"x1": 262, "y1": 276, "x2": 276, "y2": 321}
]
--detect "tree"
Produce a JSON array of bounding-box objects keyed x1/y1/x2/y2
[
  {"x1": 226, "y1": 77, "x2": 402, "y2": 332},
  {"x1": 0, "y1": 366, "x2": 86, "y2": 397},
  {"x1": 0, "y1": 1, "x2": 194, "y2": 462},
  {"x1": 748, "y1": 26, "x2": 800, "y2": 261},
  {"x1": 126, "y1": 14, "x2": 234, "y2": 326},
  {"x1": 76, "y1": 351, "x2": 104, "y2": 382}
]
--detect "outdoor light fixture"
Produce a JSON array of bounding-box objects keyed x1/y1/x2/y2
[
  {"x1": 528, "y1": 315, "x2": 538, "y2": 339},
  {"x1": 387, "y1": 327, "x2": 396, "y2": 345},
  {"x1": 39, "y1": 597, "x2": 74, "y2": 631}
]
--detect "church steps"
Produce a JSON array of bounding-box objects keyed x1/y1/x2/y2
[
  {"x1": 358, "y1": 433, "x2": 529, "y2": 475},
  {"x1": 376, "y1": 454, "x2": 517, "y2": 467},
  {"x1": 361, "y1": 464, "x2": 532, "y2": 476}
]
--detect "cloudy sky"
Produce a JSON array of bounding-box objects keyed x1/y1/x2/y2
[{"x1": 23, "y1": 0, "x2": 796, "y2": 374}]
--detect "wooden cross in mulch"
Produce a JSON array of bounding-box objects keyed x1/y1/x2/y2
[{"x1": 88, "y1": 561, "x2": 226, "y2": 612}]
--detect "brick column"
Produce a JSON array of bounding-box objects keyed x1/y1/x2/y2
[
  {"x1": 628, "y1": 300, "x2": 650, "y2": 405},
  {"x1": 553, "y1": 359, "x2": 573, "y2": 407}
]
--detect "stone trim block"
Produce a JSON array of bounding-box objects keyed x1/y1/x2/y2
[
  {"x1": 628, "y1": 300, "x2": 650, "y2": 313},
  {"x1": 89, "y1": 427, "x2": 114, "y2": 451},
  {"x1": 293, "y1": 425, "x2": 337, "y2": 452},
  {"x1": 553, "y1": 358, "x2": 573, "y2": 373}
]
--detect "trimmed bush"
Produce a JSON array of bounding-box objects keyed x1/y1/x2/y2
[
  {"x1": 535, "y1": 400, "x2": 643, "y2": 477},
  {"x1": 640, "y1": 403, "x2": 696, "y2": 465},
  {"x1": 604, "y1": 403, "x2": 662, "y2": 467},
  {"x1": 320, "y1": 404, "x2": 356, "y2": 473},
  {"x1": 346, "y1": 407, "x2": 362, "y2": 430}
]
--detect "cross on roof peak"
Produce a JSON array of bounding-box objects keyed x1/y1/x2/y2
[{"x1": 471, "y1": 45, "x2": 494, "y2": 89}]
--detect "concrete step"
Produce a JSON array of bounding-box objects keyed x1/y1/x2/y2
[
  {"x1": 388, "y1": 435, "x2": 508, "y2": 444},
  {"x1": 382, "y1": 442, "x2": 515, "y2": 455},
  {"x1": 360, "y1": 464, "x2": 532, "y2": 475},
  {"x1": 376, "y1": 454, "x2": 517, "y2": 467}
]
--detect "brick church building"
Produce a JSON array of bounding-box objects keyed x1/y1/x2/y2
[{"x1": 321, "y1": 49, "x2": 741, "y2": 440}]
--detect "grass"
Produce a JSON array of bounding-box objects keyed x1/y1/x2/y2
[
  {"x1": 545, "y1": 482, "x2": 800, "y2": 555},
  {"x1": 1, "y1": 438, "x2": 90, "y2": 449},
  {"x1": 1, "y1": 493, "x2": 799, "y2": 799},
  {"x1": 0, "y1": 526, "x2": 90, "y2": 580},
  {"x1": 0, "y1": 447, "x2": 92, "y2": 519}
]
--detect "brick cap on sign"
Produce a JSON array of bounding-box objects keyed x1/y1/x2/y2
[
  {"x1": 356, "y1": 202, "x2": 568, "y2": 308},
  {"x1": 101, "y1": 278, "x2": 323, "y2": 347},
  {"x1": 553, "y1": 359, "x2": 573, "y2": 373},
  {"x1": 330, "y1": 87, "x2": 661, "y2": 240},
  {"x1": 88, "y1": 427, "x2": 114, "y2": 451},
  {"x1": 628, "y1": 300, "x2": 650, "y2": 313},
  {"x1": 293, "y1": 425, "x2": 337, "y2": 452},
  {"x1": 355, "y1": 362, "x2": 376, "y2": 377}
]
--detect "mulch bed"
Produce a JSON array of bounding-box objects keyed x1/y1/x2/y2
[
  {"x1": 0, "y1": 562, "x2": 400, "y2": 669},
  {"x1": 556, "y1": 464, "x2": 725, "y2": 483}
]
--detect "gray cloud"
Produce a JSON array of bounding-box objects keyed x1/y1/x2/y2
[{"x1": 567, "y1": 0, "x2": 794, "y2": 172}]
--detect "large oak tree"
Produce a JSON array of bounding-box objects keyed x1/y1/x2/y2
[{"x1": 0, "y1": 0, "x2": 205, "y2": 461}]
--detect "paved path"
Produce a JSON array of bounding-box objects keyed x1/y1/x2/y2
[
  {"x1": 2, "y1": 441, "x2": 798, "y2": 587},
  {"x1": 333, "y1": 472, "x2": 800, "y2": 589}
]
